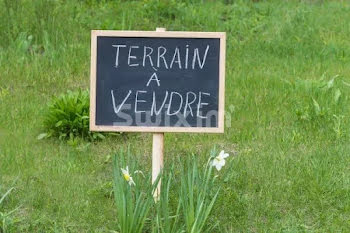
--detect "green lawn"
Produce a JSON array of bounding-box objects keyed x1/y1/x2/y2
[{"x1": 1, "y1": 0, "x2": 350, "y2": 232}]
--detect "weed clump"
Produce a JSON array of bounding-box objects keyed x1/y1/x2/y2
[{"x1": 39, "y1": 89, "x2": 104, "y2": 141}]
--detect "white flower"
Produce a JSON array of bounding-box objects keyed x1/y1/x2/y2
[
  {"x1": 211, "y1": 150, "x2": 229, "y2": 171},
  {"x1": 121, "y1": 166, "x2": 135, "y2": 186}
]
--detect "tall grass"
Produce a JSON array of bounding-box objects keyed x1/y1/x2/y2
[{"x1": 0, "y1": 186, "x2": 17, "y2": 233}]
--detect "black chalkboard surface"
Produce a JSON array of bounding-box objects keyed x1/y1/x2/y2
[{"x1": 90, "y1": 30, "x2": 226, "y2": 133}]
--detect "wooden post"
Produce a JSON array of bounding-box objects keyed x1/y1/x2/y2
[
  {"x1": 152, "y1": 133, "x2": 164, "y2": 199},
  {"x1": 152, "y1": 27, "x2": 166, "y2": 200}
]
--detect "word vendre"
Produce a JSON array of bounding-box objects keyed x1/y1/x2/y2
[{"x1": 111, "y1": 44, "x2": 213, "y2": 119}]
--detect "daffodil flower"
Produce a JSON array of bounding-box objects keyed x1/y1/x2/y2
[
  {"x1": 211, "y1": 150, "x2": 229, "y2": 171},
  {"x1": 121, "y1": 166, "x2": 135, "y2": 186}
]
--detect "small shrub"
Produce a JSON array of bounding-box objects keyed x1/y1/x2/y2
[{"x1": 39, "y1": 89, "x2": 105, "y2": 141}]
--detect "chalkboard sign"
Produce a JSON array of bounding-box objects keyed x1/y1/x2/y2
[{"x1": 90, "y1": 30, "x2": 226, "y2": 133}]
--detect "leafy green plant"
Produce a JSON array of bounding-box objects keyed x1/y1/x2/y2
[
  {"x1": 39, "y1": 89, "x2": 105, "y2": 141},
  {"x1": 153, "y1": 168, "x2": 183, "y2": 233},
  {"x1": 112, "y1": 148, "x2": 224, "y2": 233},
  {"x1": 113, "y1": 150, "x2": 158, "y2": 233},
  {"x1": 295, "y1": 76, "x2": 347, "y2": 127},
  {"x1": 179, "y1": 152, "x2": 219, "y2": 233}
]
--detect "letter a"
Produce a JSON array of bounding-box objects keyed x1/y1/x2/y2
[{"x1": 146, "y1": 72, "x2": 160, "y2": 87}]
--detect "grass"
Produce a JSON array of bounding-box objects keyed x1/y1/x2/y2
[{"x1": 0, "y1": 0, "x2": 350, "y2": 232}]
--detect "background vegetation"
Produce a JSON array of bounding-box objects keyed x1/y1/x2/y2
[{"x1": 0, "y1": 0, "x2": 349, "y2": 232}]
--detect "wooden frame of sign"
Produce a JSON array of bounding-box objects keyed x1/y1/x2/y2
[{"x1": 90, "y1": 30, "x2": 226, "y2": 133}]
